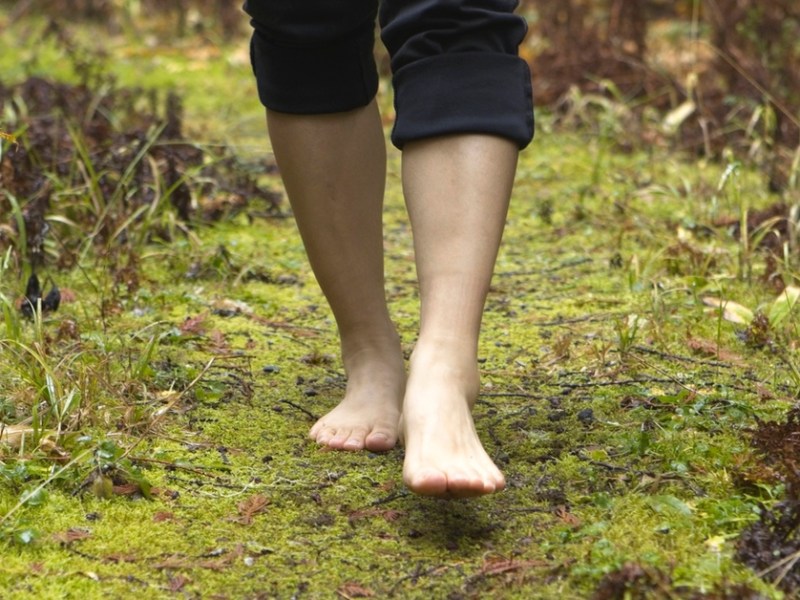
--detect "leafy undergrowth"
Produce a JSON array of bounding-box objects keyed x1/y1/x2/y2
[{"x1": 2, "y1": 10, "x2": 800, "y2": 600}]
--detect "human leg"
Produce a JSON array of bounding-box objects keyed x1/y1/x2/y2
[
  {"x1": 400, "y1": 134, "x2": 517, "y2": 497},
  {"x1": 267, "y1": 102, "x2": 404, "y2": 452},
  {"x1": 380, "y1": 0, "x2": 534, "y2": 496},
  {"x1": 247, "y1": 1, "x2": 404, "y2": 452}
]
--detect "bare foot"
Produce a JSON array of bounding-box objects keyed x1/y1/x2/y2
[
  {"x1": 309, "y1": 338, "x2": 405, "y2": 452},
  {"x1": 401, "y1": 343, "x2": 505, "y2": 497}
]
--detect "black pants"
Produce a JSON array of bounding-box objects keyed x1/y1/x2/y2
[{"x1": 244, "y1": 0, "x2": 534, "y2": 149}]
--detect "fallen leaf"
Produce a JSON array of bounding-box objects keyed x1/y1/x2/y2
[
  {"x1": 233, "y1": 494, "x2": 270, "y2": 525},
  {"x1": 208, "y1": 329, "x2": 229, "y2": 352},
  {"x1": 686, "y1": 337, "x2": 745, "y2": 365},
  {"x1": 168, "y1": 574, "x2": 191, "y2": 592},
  {"x1": 153, "y1": 511, "x2": 177, "y2": 523},
  {"x1": 212, "y1": 298, "x2": 253, "y2": 317},
  {"x1": 555, "y1": 506, "x2": 582, "y2": 527},
  {"x1": 53, "y1": 528, "x2": 92, "y2": 545},
  {"x1": 112, "y1": 483, "x2": 140, "y2": 496},
  {"x1": 702, "y1": 297, "x2": 754, "y2": 324},
  {"x1": 478, "y1": 557, "x2": 547, "y2": 577},
  {"x1": 662, "y1": 99, "x2": 696, "y2": 134},
  {"x1": 346, "y1": 508, "x2": 406, "y2": 525},
  {"x1": 0, "y1": 424, "x2": 34, "y2": 448},
  {"x1": 180, "y1": 313, "x2": 208, "y2": 335},
  {"x1": 336, "y1": 582, "x2": 375, "y2": 598},
  {"x1": 103, "y1": 553, "x2": 138, "y2": 564}
]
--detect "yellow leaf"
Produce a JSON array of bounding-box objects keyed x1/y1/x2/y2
[
  {"x1": 0, "y1": 424, "x2": 34, "y2": 448},
  {"x1": 702, "y1": 297, "x2": 754, "y2": 324}
]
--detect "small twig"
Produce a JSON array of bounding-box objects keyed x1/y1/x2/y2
[
  {"x1": 279, "y1": 399, "x2": 318, "y2": 421},
  {"x1": 558, "y1": 377, "x2": 679, "y2": 389},
  {"x1": 574, "y1": 451, "x2": 633, "y2": 473},
  {"x1": 631, "y1": 345, "x2": 733, "y2": 368},
  {"x1": 532, "y1": 313, "x2": 623, "y2": 327},
  {"x1": 628, "y1": 354, "x2": 699, "y2": 396},
  {"x1": 371, "y1": 491, "x2": 409, "y2": 506},
  {"x1": 129, "y1": 456, "x2": 220, "y2": 478},
  {"x1": 497, "y1": 257, "x2": 593, "y2": 277},
  {"x1": 757, "y1": 547, "x2": 800, "y2": 583},
  {"x1": 481, "y1": 392, "x2": 546, "y2": 400}
]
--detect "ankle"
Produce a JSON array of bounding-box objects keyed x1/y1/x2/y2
[{"x1": 407, "y1": 340, "x2": 481, "y2": 401}]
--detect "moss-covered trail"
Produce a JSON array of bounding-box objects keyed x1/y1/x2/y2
[
  {"x1": 1, "y1": 14, "x2": 798, "y2": 599},
  {"x1": 2, "y1": 135, "x2": 794, "y2": 598}
]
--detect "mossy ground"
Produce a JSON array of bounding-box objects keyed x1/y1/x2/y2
[{"x1": 1, "y1": 10, "x2": 798, "y2": 600}]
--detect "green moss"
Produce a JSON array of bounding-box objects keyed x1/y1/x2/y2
[{"x1": 1, "y1": 7, "x2": 797, "y2": 599}]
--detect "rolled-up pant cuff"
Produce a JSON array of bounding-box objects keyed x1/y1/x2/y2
[
  {"x1": 250, "y1": 25, "x2": 378, "y2": 114},
  {"x1": 391, "y1": 52, "x2": 534, "y2": 149}
]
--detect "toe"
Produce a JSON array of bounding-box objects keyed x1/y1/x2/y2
[
  {"x1": 311, "y1": 425, "x2": 336, "y2": 446},
  {"x1": 404, "y1": 468, "x2": 449, "y2": 497},
  {"x1": 342, "y1": 431, "x2": 368, "y2": 451},
  {"x1": 365, "y1": 427, "x2": 397, "y2": 452}
]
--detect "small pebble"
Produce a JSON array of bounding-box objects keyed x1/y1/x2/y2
[
  {"x1": 262, "y1": 365, "x2": 280, "y2": 374},
  {"x1": 577, "y1": 408, "x2": 595, "y2": 425}
]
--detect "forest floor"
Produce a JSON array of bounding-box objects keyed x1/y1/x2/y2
[{"x1": 1, "y1": 10, "x2": 799, "y2": 600}]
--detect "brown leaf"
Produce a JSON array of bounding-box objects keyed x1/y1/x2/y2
[
  {"x1": 208, "y1": 330, "x2": 229, "y2": 352},
  {"x1": 180, "y1": 313, "x2": 208, "y2": 335},
  {"x1": 53, "y1": 528, "x2": 92, "y2": 545},
  {"x1": 153, "y1": 511, "x2": 176, "y2": 523},
  {"x1": 168, "y1": 574, "x2": 191, "y2": 592},
  {"x1": 347, "y1": 507, "x2": 406, "y2": 525},
  {"x1": 686, "y1": 337, "x2": 745, "y2": 365},
  {"x1": 58, "y1": 288, "x2": 77, "y2": 303},
  {"x1": 555, "y1": 506, "x2": 582, "y2": 527},
  {"x1": 336, "y1": 582, "x2": 375, "y2": 598},
  {"x1": 112, "y1": 483, "x2": 140, "y2": 496},
  {"x1": 234, "y1": 494, "x2": 270, "y2": 525},
  {"x1": 478, "y1": 557, "x2": 547, "y2": 577},
  {"x1": 103, "y1": 553, "x2": 138, "y2": 564}
]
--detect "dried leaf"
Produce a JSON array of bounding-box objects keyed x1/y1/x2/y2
[
  {"x1": 0, "y1": 424, "x2": 34, "y2": 448},
  {"x1": 347, "y1": 507, "x2": 406, "y2": 525},
  {"x1": 112, "y1": 483, "x2": 140, "y2": 496},
  {"x1": 208, "y1": 329, "x2": 229, "y2": 352},
  {"x1": 686, "y1": 337, "x2": 745, "y2": 365},
  {"x1": 662, "y1": 99, "x2": 696, "y2": 134},
  {"x1": 53, "y1": 528, "x2": 92, "y2": 545},
  {"x1": 702, "y1": 297, "x2": 754, "y2": 324},
  {"x1": 234, "y1": 494, "x2": 270, "y2": 525},
  {"x1": 180, "y1": 313, "x2": 208, "y2": 335},
  {"x1": 479, "y1": 557, "x2": 547, "y2": 577},
  {"x1": 153, "y1": 511, "x2": 177, "y2": 523},
  {"x1": 103, "y1": 553, "x2": 138, "y2": 564},
  {"x1": 555, "y1": 506, "x2": 582, "y2": 527},
  {"x1": 336, "y1": 582, "x2": 375, "y2": 598},
  {"x1": 168, "y1": 574, "x2": 191, "y2": 592}
]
